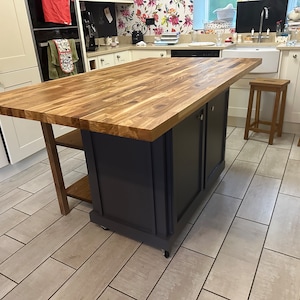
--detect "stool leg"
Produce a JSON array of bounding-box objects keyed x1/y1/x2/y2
[
  {"x1": 278, "y1": 87, "x2": 287, "y2": 137},
  {"x1": 255, "y1": 90, "x2": 261, "y2": 129},
  {"x1": 269, "y1": 91, "x2": 280, "y2": 145},
  {"x1": 244, "y1": 87, "x2": 255, "y2": 140}
]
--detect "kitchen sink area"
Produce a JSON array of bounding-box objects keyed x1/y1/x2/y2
[{"x1": 222, "y1": 45, "x2": 280, "y2": 73}]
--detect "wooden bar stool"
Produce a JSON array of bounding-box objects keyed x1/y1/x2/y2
[{"x1": 244, "y1": 78, "x2": 290, "y2": 145}]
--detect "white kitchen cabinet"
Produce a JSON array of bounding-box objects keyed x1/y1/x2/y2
[
  {"x1": 87, "y1": 51, "x2": 132, "y2": 71},
  {"x1": 97, "y1": 54, "x2": 115, "y2": 69},
  {"x1": 114, "y1": 51, "x2": 132, "y2": 65},
  {"x1": 279, "y1": 50, "x2": 300, "y2": 124},
  {"x1": 228, "y1": 73, "x2": 278, "y2": 120},
  {"x1": 131, "y1": 50, "x2": 169, "y2": 61}
]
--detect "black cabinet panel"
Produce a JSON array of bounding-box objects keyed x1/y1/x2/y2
[
  {"x1": 205, "y1": 90, "x2": 228, "y2": 187},
  {"x1": 172, "y1": 107, "x2": 205, "y2": 221}
]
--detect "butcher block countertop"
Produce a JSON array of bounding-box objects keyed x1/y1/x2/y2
[{"x1": 0, "y1": 57, "x2": 261, "y2": 142}]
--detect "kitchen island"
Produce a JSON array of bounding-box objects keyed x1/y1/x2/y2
[{"x1": 0, "y1": 57, "x2": 261, "y2": 255}]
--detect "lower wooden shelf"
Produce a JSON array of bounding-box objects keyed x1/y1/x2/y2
[
  {"x1": 66, "y1": 175, "x2": 92, "y2": 203},
  {"x1": 55, "y1": 129, "x2": 83, "y2": 150}
]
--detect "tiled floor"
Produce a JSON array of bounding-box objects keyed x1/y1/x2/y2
[{"x1": 0, "y1": 127, "x2": 300, "y2": 300}]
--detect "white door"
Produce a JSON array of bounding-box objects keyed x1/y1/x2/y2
[{"x1": 0, "y1": 0, "x2": 38, "y2": 73}]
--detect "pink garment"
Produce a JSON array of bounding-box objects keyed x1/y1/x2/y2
[{"x1": 42, "y1": 0, "x2": 72, "y2": 25}]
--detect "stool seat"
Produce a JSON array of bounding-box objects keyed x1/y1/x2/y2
[{"x1": 244, "y1": 78, "x2": 290, "y2": 145}]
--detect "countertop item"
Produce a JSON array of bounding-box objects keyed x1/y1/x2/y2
[{"x1": 0, "y1": 57, "x2": 261, "y2": 142}]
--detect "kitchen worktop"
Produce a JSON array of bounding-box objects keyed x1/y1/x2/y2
[
  {"x1": 86, "y1": 42, "x2": 234, "y2": 57},
  {"x1": 86, "y1": 41, "x2": 300, "y2": 57},
  {"x1": 0, "y1": 57, "x2": 261, "y2": 142}
]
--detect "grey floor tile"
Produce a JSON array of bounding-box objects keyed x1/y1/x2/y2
[
  {"x1": 13, "y1": 183, "x2": 57, "y2": 215},
  {"x1": 237, "y1": 175, "x2": 281, "y2": 225},
  {"x1": 0, "y1": 188, "x2": 32, "y2": 214},
  {"x1": 226, "y1": 127, "x2": 247, "y2": 151},
  {"x1": 19, "y1": 158, "x2": 84, "y2": 193},
  {"x1": 249, "y1": 249, "x2": 300, "y2": 300},
  {"x1": 236, "y1": 140, "x2": 267, "y2": 163},
  {"x1": 204, "y1": 218, "x2": 267, "y2": 300},
  {"x1": 0, "y1": 209, "x2": 89, "y2": 283},
  {"x1": 290, "y1": 135, "x2": 300, "y2": 160},
  {"x1": 220, "y1": 148, "x2": 240, "y2": 179},
  {"x1": 148, "y1": 247, "x2": 214, "y2": 300},
  {"x1": 98, "y1": 287, "x2": 134, "y2": 300},
  {"x1": 280, "y1": 159, "x2": 300, "y2": 198},
  {"x1": 183, "y1": 193, "x2": 240, "y2": 258},
  {"x1": 197, "y1": 290, "x2": 226, "y2": 300},
  {"x1": 256, "y1": 147, "x2": 289, "y2": 179},
  {"x1": 250, "y1": 132, "x2": 294, "y2": 149},
  {"x1": 0, "y1": 209, "x2": 28, "y2": 236},
  {"x1": 6, "y1": 201, "x2": 62, "y2": 244},
  {"x1": 0, "y1": 275, "x2": 16, "y2": 299},
  {"x1": 110, "y1": 243, "x2": 170, "y2": 299},
  {"x1": 52, "y1": 222, "x2": 112, "y2": 269},
  {"x1": 0, "y1": 235, "x2": 23, "y2": 264},
  {"x1": 216, "y1": 160, "x2": 258, "y2": 199},
  {"x1": 0, "y1": 163, "x2": 49, "y2": 197},
  {"x1": 2, "y1": 258, "x2": 74, "y2": 300},
  {"x1": 226, "y1": 126, "x2": 235, "y2": 138},
  {"x1": 50, "y1": 234, "x2": 140, "y2": 300},
  {"x1": 265, "y1": 193, "x2": 300, "y2": 258},
  {"x1": 110, "y1": 223, "x2": 193, "y2": 299}
]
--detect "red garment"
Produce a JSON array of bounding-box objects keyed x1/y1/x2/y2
[{"x1": 42, "y1": 0, "x2": 71, "y2": 25}]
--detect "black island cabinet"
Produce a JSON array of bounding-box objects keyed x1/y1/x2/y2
[{"x1": 82, "y1": 89, "x2": 228, "y2": 257}]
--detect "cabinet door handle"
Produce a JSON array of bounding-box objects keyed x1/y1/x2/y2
[
  {"x1": 293, "y1": 54, "x2": 298, "y2": 59},
  {"x1": 100, "y1": 59, "x2": 104, "y2": 63},
  {"x1": 116, "y1": 55, "x2": 120, "y2": 59},
  {"x1": 196, "y1": 114, "x2": 204, "y2": 120},
  {"x1": 160, "y1": 53, "x2": 164, "y2": 58},
  {"x1": 211, "y1": 106, "x2": 215, "y2": 111}
]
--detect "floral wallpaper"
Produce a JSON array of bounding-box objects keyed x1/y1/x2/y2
[{"x1": 115, "y1": 0, "x2": 194, "y2": 36}]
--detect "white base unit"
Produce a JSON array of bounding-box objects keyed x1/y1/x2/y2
[
  {"x1": 131, "y1": 50, "x2": 169, "y2": 61},
  {"x1": 87, "y1": 51, "x2": 132, "y2": 71},
  {"x1": 279, "y1": 50, "x2": 300, "y2": 124},
  {"x1": 228, "y1": 73, "x2": 278, "y2": 119}
]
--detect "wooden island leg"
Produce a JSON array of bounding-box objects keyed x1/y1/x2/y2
[{"x1": 41, "y1": 122, "x2": 70, "y2": 215}]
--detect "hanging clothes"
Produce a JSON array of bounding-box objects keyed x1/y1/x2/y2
[
  {"x1": 42, "y1": 0, "x2": 72, "y2": 25},
  {"x1": 47, "y1": 39, "x2": 79, "y2": 80}
]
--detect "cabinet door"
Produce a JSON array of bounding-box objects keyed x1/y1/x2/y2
[
  {"x1": 131, "y1": 50, "x2": 168, "y2": 61},
  {"x1": 279, "y1": 51, "x2": 300, "y2": 123},
  {"x1": 0, "y1": 0, "x2": 38, "y2": 73},
  {"x1": 97, "y1": 54, "x2": 115, "y2": 69},
  {"x1": 0, "y1": 68, "x2": 44, "y2": 164},
  {"x1": 114, "y1": 51, "x2": 132, "y2": 65},
  {"x1": 172, "y1": 108, "x2": 205, "y2": 221},
  {"x1": 205, "y1": 90, "x2": 228, "y2": 187}
]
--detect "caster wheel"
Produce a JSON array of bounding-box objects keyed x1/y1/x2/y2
[
  {"x1": 100, "y1": 225, "x2": 109, "y2": 230},
  {"x1": 163, "y1": 250, "x2": 170, "y2": 258}
]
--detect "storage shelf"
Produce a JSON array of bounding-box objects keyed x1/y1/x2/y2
[
  {"x1": 66, "y1": 175, "x2": 92, "y2": 203},
  {"x1": 55, "y1": 129, "x2": 83, "y2": 150},
  {"x1": 55, "y1": 129, "x2": 91, "y2": 204}
]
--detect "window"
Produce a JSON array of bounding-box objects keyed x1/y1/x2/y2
[{"x1": 193, "y1": 0, "x2": 237, "y2": 30}]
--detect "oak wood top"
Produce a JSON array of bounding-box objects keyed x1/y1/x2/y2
[{"x1": 0, "y1": 57, "x2": 261, "y2": 141}]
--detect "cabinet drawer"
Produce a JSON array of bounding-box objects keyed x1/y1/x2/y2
[{"x1": 114, "y1": 51, "x2": 131, "y2": 65}]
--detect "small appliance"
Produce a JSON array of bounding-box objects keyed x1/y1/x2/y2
[
  {"x1": 131, "y1": 23, "x2": 146, "y2": 44},
  {"x1": 82, "y1": 11, "x2": 98, "y2": 51}
]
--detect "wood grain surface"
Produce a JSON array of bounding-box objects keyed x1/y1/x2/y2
[{"x1": 0, "y1": 57, "x2": 261, "y2": 141}]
